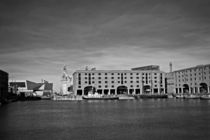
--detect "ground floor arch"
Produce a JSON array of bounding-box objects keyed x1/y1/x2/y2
[
  {"x1": 200, "y1": 83, "x2": 208, "y2": 94},
  {"x1": 117, "y1": 86, "x2": 128, "y2": 94},
  {"x1": 84, "y1": 86, "x2": 96, "y2": 95},
  {"x1": 143, "y1": 85, "x2": 150, "y2": 94},
  {"x1": 183, "y1": 84, "x2": 189, "y2": 93}
]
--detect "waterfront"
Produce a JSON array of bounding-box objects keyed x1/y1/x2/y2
[{"x1": 0, "y1": 99, "x2": 210, "y2": 140}]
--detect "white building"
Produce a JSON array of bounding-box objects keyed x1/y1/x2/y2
[
  {"x1": 166, "y1": 64, "x2": 210, "y2": 94},
  {"x1": 73, "y1": 67, "x2": 166, "y2": 96}
]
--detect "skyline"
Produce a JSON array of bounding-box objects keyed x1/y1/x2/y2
[{"x1": 1, "y1": 0, "x2": 210, "y2": 91}]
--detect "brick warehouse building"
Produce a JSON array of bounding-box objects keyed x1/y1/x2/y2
[
  {"x1": 0, "y1": 70, "x2": 8, "y2": 103},
  {"x1": 166, "y1": 64, "x2": 210, "y2": 94},
  {"x1": 73, "y1": 66, "x2": 166, "y2": 96}
]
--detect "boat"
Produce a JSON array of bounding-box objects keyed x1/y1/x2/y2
[
  {"x1": 82, "y1": 92, "x2": 119, "y2": 100},
  {"x1": 184, "y1": 94, "x2": 200, "y2": 99},
  {"x1": 175, "y1": 94, "x2": 184, "y2": 99},
  {"x1": 41, "y1": 96, "x2": 52, "y2": 100},
  {"x1": 200, "y1": 94, "x2": 210, "y2": 100},
  {"x1": 138, "y1": 94, "x2": 168, "y2": 99},
  {"x1": 118, "y1": 95, "x2": 135, "y2": 100}
]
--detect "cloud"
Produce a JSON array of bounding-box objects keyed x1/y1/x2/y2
[{"x1": 0, "y1": 0, "x2": 210, "y2": 91}]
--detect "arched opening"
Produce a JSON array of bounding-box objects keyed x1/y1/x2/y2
[
  {"x1": 117, "y1": 86, "x2": 128, "y2": 95},
  {"x1": 200, "y1": 83, "x2": 208, "y2": 94},
  {"x1": 84, "y1": 86, "x2": 96, "y2": 95},
  {"x1": 143, "y1": 85, "x2": 150, "y2": 94},
  {"x1": 183, "y1": 84, "x2": 189, "y2": 93}
]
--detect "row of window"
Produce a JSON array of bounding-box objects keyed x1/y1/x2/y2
[
  {"x1": 82, "y1": 76, "x2": 160, "y2": 80},
  {"x1": 78, "y1": 84, "x2": 163, "y2": 89},
  {"x1": 82, "y1": 80, "x2": 161, "y2": 84},
  {"x1": 177, "y1": 76, "x2": 209, "y2": 82},
  {"x1": 82, "y1": 72, "x2": 159, "y2": 76}
]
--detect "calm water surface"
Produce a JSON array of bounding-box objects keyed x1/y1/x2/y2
[{"x1": 0, "y1": 99, "x2": 210, "y2": 140}]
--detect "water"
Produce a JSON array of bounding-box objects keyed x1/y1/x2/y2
[{"x1": 0, "y1": 99, "x2": 210, "y2": 140}]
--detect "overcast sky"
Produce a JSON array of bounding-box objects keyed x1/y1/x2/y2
[{"x1": 0, "y1": 0, "x2": 210, "y2": 91}]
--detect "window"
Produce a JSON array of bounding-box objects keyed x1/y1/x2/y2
[
  {"x1": 98, "y1": 85, "x2": 101, "y2": 88},
  {"x1": 111, "y1": 81, "x2": 114, "y2": 83},
  {"x1": 130, "y1": 77, "x2": 133, "y2": 79},
  {"x1": 111, "y1": 73, "x2": 114, "y2": 75},
  {"x1": 98, "y1": 77, "x2": 101, "y2": 79},
  {"x1": 105, "y1": 85, "x2": 108, "y2": 88},
  {"x1": 105, "y1": 77, "x2": 107, "y2": 79},
  {"x1": 136, "y1": 81, "x2": 139, "y2": 83},
  {"x1": 112, "y1": 85, "x2": 114, "y2": 88},
  {"x1": 130, "y1": 81, "x2": 133, "y2": 83},
  {"x1": 98, "y1": 81, "x2": 101, "y2": 84},
  {"x1": 105, "y1": 73, "x2": 107, "y2": 75},
  {"x1": 111, "y1": 77, "x2": 114, "y2": 79},
  {"x1": 105, "y1": 81, "x2": 108, "y2": 83},
  {"x1": 78, "y1": 86, "x2": 81, "y2": 88},
  {"x1": 98, "y1": 73, "x2": 101, "y2": 75}
]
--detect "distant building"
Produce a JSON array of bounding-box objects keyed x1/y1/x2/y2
[
  {"x1": 166, "y1": 64, "x2": 210, "y2": 94},
  {"x1": 9, "y1": 80, "x2": 53, "y2": 97},
  {"x1": 73, "y1": 66, "x2": 166, "y2": 96},
  {"x1": 132, "y1": 65, "x2": 160, "y2": 71},
  {"x1": 0, "y1": 70, "x2": 8, "y2": 103}
]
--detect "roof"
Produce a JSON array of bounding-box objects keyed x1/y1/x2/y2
[
  {"x1": 74, "y1": 69, "x2": 165, "y2": 74},
  {"x1": 173, "y1": 64, "x2": 210, "y2": 72}
]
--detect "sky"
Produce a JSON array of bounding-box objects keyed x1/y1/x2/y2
[{"x1": 0, "y1": 0, "x2": 210, "y2": 91}]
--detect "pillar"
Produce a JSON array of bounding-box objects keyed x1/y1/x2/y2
[
  {"x1": 108, "y1": 89, "x2": 110, "y2": 95},
  {"x1": 82, "y1": 90, "x2": 84, "y2": 96},
  {"x1": 140, "y1": 87, "x2": 143, "y2": 94},
  {"x1": 208, "y1": 86, "x2": 210, "y2": 93},
  {"x1": 102, "y1": 89, "x2": 104, "y2": 95},
  {"x1": 193, "y1": 87, "x2": 195, "y2": 94},
  {"x1": 198, "y1": 86, "x2": 200, "y2": 94},
  {"x1": 181, "y1": 88, "x2": 183, "y2": 94}
]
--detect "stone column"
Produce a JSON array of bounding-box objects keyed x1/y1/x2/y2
[
  {"x1": 208, "y1": 86, "x2": 210, "y2": 93},
  {"x1": 198, "y1": 86, "x2": 200, "y2": 94},
  {"x1": 181, "y1": 88, "x2": 183, "y2": 94},
  {"x1": 140, "y1": 87, "x2": 143, "y2": 94},
  {"x1": 102, "y1": 89, "x2": 104, "y2": 95},
  {"x1": 193, "y1": 87, "x2": 195, "y2": 94}
]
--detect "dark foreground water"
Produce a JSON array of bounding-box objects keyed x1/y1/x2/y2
[{"x1": 0, "y1": 99, "x2": 210, "y2": 140}]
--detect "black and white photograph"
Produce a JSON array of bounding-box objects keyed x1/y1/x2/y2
[{"x1": 0, "y1": 0, "x2": 210, "y2": 140}]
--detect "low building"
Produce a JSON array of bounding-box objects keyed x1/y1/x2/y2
[
  {"x1": 166, "y1": 64, "x2": 210, "y2": 94},
  {"x1": 73, "y1": 67, "x2": 166, "y2": 96},
  {"x1": 9, "y1": 80, "x2": 53, "y2": 97},
  {"x1": 0, "y1": 70, "x2": 8, "y2": 103}
]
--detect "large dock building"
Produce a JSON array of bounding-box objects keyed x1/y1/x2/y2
[
  {"x1": 166, "y1": 64, "x2": 210, "y2": 94},
  {"x1": 73, "y1": 66, "x2": 166, "y2": 96}
]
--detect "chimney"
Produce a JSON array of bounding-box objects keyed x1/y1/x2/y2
[{"x1": 169, "y1": 62, "x2": 172, "y2": 72}]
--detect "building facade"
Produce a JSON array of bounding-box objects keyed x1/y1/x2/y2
[
  {"x1": 167, "y1": 64, "x2": 210, "y2": 94},
  {"x1": 73, "y1": 68, "x2": 166, "y2": 96},
  {"x1": 0, "y1": 70, "x2": 8, "y2": 103},
  {"x1": 9, "y1": 80, "x2": 53, "y2": 97}
]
